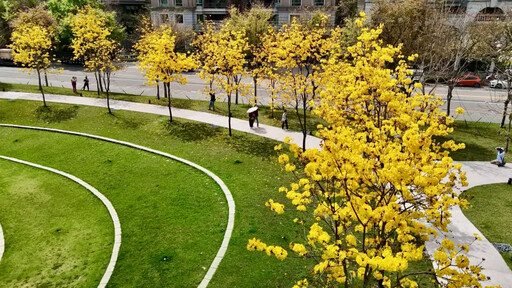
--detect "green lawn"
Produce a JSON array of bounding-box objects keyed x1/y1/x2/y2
[
  {"x1": 0, "y1": 81, "x2": 325, "y2": 134},
  {"x1": 0, "y1": 99, "x2": 437, "y2": 287},
  {"x1": 440, "y1": 120, "x2": 512, "y2": 161},
  {"x1": 461, "y1": 183, "x2": 512, "y2": 270},
  {"x1": 0, "y1": 161, "x2": 111, "y2": 287}
]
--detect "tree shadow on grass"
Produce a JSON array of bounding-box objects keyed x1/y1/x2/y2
[
  {"x1": 35, "y1": 105, "x2": 79, "y2": 123},
  {"x1": 110, "y1": 112, "x2": 142, "y2": 129},
  {"x1": 163, "y1": 121, "x2": 222, "y2": 142},
  {"x1": 222, "y1": 133, "x2": 278, "y2": 158}
]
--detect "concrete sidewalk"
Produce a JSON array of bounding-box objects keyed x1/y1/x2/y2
[
  {"x1": 2, "y1": 92, "x2": 511, "y2": 285},
  {"x1": 425, "y1": 162, "x2": 512, "y2": 287},
  {"x1": 0, "y1": 92, "x2": 322, "y2": 150}
]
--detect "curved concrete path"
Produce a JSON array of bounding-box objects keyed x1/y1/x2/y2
[
  {"x1": 0, "y1": 222, "x2": 4, "y2": 263},
  {"x1": 0, "y1": 124, "x2": 234, "y2": 288},
  {"x1": 425, "y1": 161, "x2": 512, "y2": 287},
  {"x1": 0, "y1": 155, "x2": 121, "y2": 288},
  {"x1": 0, "y1": 92, "x2": 322, "y2": 150}
]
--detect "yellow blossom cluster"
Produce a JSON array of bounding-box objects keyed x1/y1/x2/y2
[{"x1": 248, "y1": 12, "x2": 491, "y2": 288}]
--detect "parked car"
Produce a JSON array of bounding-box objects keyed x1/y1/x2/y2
[
  {"x1": 490, "y1": 79, "x2": 509, "y2": 89},
  {"x1": 450, "y1": 74, "x2": 482, "y2": 87}
]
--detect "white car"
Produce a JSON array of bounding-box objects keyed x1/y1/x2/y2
[{"x1": 490, "y1": 79, "x2": 509, "y2": 89}]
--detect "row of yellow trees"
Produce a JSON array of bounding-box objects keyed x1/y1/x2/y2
[
  {"x1": 9, "y1": 6, "x2": 333, "y2": 148},
  {"x1": 9, "y1": 5, "x2": 121, "y2": 113}
]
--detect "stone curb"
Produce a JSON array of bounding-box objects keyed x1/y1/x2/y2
[
  {"x1": 0, "y1": 154, "x2": 121, "y2": 288},
  {"x1": 0, "y1": 222, "x2": 4, "y2": 263},
  {"x1": 0, "y1": 124, "x2": 235, "y2": 288}
]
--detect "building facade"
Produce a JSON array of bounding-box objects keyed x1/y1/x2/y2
[
  {"x1": 149, "y1": 0, "x2": 336, "y2": 30},
  {"x1": 359, "y1": 0, "x2": 512, "y2": 22}
]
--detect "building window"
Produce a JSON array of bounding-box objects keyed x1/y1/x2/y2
[
  {"x1": 160, "y1": 14, "x2": 169, "y2": 24},
  {"x1": 176, "y1": 14, "x2": 184, "y2": 24},
  {"x1": 176, "y1": 0, "x2": 183, "y2": 6},
  {"x1": 290, "y1": 14, "x2": 300, "y2": 22},
  {"x1": 197, "y1": 0, "x2": 203, "y2": 5},
  {"x1": 292, "y1": 0, "x2": 301, "y2": 6},
  {"x1": 314, "y1": 0, "x2": 324, "y2": 6},
  {"x1": 197, "y1": 14, "x2": 204, "y2": 24},
  {"x1": 274, "y1": 0, "x2": 280, "y2": 7},
  {"x1": 161, "y1": 0, "x2": 169, "y2": 7}
]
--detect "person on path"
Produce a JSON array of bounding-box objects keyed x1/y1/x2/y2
[
  {"x1": 254, "y1": 108, "x2": 259, "y2": 127},
  {"x1": 491, "y1": 147, "x2": 506, "y2": 166},
  {"x1": 82, "y1": 76, "x2": 89, "y2": 91},
  {"x1": 249, "y1": 111, "x2": 255, "y2": 128},
  {"x1": 208, "y1": 91, "x2": 216, "y2": 111},
  {"x1": 281, "y1": 109, "x2": 288, "y2": 130},
  {"x1": 71, "y1": 76, "x2": 77, "y2": 94}
]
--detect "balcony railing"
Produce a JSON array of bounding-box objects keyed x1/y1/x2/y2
[{"x1": 203, "y1": 0, "x2": 226, "y2": 8}]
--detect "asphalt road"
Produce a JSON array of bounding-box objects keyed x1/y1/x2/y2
[{"x1": 1, "y1": 64, "x2": 509, "y2": 124}]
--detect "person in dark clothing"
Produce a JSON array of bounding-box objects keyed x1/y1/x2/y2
[
  {"x1": 71, "y1": 76, "x2": 77, "y2": 94},
  {"x1": 249, "y1": 111, "x2": 255, "y2": 128},
  {"x1": 208, "y1": 91, "x2": 216, "y2": 111},
  {"x1": 254, "y1": 108, "x2": 259, "y2": 127},
  {"x1": 82, "y1": 76, "x2": 90, "y2": 91},
  {"x1": 281, "y1": 109, "x2": 288, "y2": 130}
]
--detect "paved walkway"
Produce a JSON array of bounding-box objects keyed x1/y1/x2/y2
[
  {"x1": 0, "y1": 155, "x2": 121, "y2": 288},
  {"x1": 0, "y1": 92, "x2": 322, "y2": 149},
  {"x1": 425, "y1": 162, "x2": 512, "y2": 287},
  {"x1": 0, "y1": 124, "x2": 235, "y2": 288},
  {"x1": 2, "y1": 93, "x2": 512, "y2": 285}
]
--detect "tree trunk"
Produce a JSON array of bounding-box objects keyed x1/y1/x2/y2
[
  {"x1": 37, "y1": 69, "x2": 47, "y2": 107},
  {"x1": 501, "y1": 86, "x2": 512, "y2": 128},
  {"x1": 156, "y1": 80, "x2": 160, "y2": 100},
  {"x1": 163, "y1": 81, "x2": 168, "y2": 98},
  {"x1": 302, "y1": 96, "x2": 307, "y2": 150},
  {"x1": 506, "y1": 115, "x2": 512, "y2": 152},
  {"x1": 501, "y1": 98, "x2": 510, "y2": 128},
  {"x1": 446, "y1": 85, "x2": 454, "y2": 116},
  {"x1": 44, "y1": 70, "x2": 49, "y2": 87},
  {"x1": 104, "y1": 71, "x2": 112, "y2": 114},
  {"x1": 167, "y1": 82, "x2": 173, "y2": 122},
  {"x1": 235, "y1": 84, "x2": 239, "y2": 105},
  {"x1": 98, "y1": 71, "x2": 104, "y2": 93},
  {"x1": 94, "y1": 71, "x2": 100, "y2": 96},
  {"x1": 253, "y1": 76, "x2": 257, "y2": 105},
  {"x1": 228, "y1": 78, "x2": 232, "y2": 136}
]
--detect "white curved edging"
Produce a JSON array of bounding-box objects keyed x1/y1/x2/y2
[
  {"x1": 0, "y1": 155, "x2": 121, "y2": 288},
  {"x1": 0, "y1": 222, "x2": 4, "y2": 262},
  {"x1": 0, "y1": 124, "x2": 235, "y2": 288}
]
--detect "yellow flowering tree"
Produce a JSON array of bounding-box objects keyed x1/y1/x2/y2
[
  {"x1": 70, "y1": 5, "x2": 122, "y2": 114},
  {"x1": 249, "y1": 14, "x2": 491, "y2": 288},
  {"x1": 194, "y1": 20, "x2": 248, "y2": 136},
  {"x1": 262, "y1": 16, "x2": 328, "y2": 149},
  {"x1": 134, "y1": 24, "x2": 196, "y2": 122},
  {"x1": 252, "y1": 27, "x2": 280, "y2": 117},
  {"x1": 9, "y1": 22, "x2": 55, "y2": 107}
]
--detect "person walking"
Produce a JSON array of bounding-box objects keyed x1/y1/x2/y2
[
  {"x1": 281, "y1": 109, "x2": 288, "y2": 130},
  {"x1": 71, "y1": 76, "x2": 77, "y2": 94},
  {"x1": 249, "y1": 111, "x2": 255, "y2": 128},
  {"x1": 208, "y1": 91, "x2": 216, "y2": 111},
  {"x1": 82, "y1": 76, "x2": 89, "y2": 91},
  {"x1": 254, "y1": 107, "x2": 259, "y2": 127}
]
